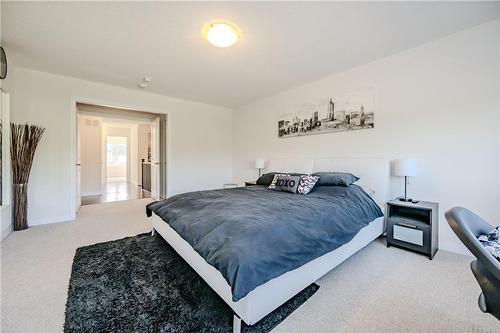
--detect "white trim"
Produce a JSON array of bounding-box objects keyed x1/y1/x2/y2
[
  {"x1": 28, "y1": 214, "x2": 74, "y2": 227},
  {"x1": 70, "y1": 98, "x2": 77, "y2": 216},
  {"x1": 1, "y1": 92, "x2": 12, "y2": 238},
  {"x1": 70, "y1": 97, "x2": 170, "y2": 216},
  {"x1": 1, "y1": 205, "x2": 12, "y2": 241},
  {"x1": 80, "y1": 191, "x2": 102, "y2": 197},
  {"x1": 1, "y1": 223, "x2": 12, "y2": 240},
  {"x1": 1, "y1": 92, "x2": 11, "y2": 205}
]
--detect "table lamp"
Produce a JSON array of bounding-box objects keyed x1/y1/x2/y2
[
  {"x1": 395, "y1": 158, "x2": 417, "y2": 202},
  {"x1": 255, "y1": 159, "x2": 265, "y2": 178}
]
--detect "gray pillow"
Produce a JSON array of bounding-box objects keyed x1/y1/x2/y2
[
  {"x1": 312, "y1": 172, "x2": 359, "y2": 186},
  {"x1": 256, "y1": 172, "x2": 278, "y2": 186},
  {"x1": 271, "y1": 175, "x2": 301, "y2": 193}
]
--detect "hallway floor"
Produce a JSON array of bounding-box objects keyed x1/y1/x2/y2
[{"x1": 81, "y1": 181, "x2": 151, "y2": 205}]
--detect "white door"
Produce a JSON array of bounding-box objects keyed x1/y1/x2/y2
[
  {"x1": 150, "y1": 117, "x2": 160, "y2": 200},
  {"x1": 76, "y1": 117, "x2": 82, "y2": 212}
]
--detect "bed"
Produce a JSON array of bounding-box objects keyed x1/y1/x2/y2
[{"x1": 147, "y1": 158, "x2": 390, "y2": 333}]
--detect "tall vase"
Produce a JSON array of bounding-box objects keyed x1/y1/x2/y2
[{"x1": 13, "y1": 183, "x2": 28, "y2": 231}]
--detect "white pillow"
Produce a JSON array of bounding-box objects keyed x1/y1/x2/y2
[{"x1": 297, "y1": 175, "x2": 320, "y2": 195}]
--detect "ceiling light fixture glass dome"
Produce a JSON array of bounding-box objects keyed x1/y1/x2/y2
[{"x1": 203, "y1": 21, "x2": 240, "y2": 48}]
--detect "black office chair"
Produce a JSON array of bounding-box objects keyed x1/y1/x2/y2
[{"x1": 445, "y1": 207, "x2": 500, "y2": 321}]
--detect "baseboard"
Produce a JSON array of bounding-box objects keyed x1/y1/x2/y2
[
  {"x1": 0, "y1": 205, "x2": 12, "y2": 241},
  {"x1": 1, "y1": 223, "x2": 12, "y2": 241},
  {"x1": 440, "y1": 243, "x2": 472, "y2": 257},
  {"x1": 81, "y1": 191, "x2": 102, "y2": 196},
  {"x1": 28, "y1": 214, "x2": 74, "y2": 227}
]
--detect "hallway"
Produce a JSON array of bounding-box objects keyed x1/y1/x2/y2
[{"x1": 81, "y1": 181, "x2": 151, "y2": 206}]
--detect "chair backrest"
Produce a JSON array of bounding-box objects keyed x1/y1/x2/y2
[{"x1": 445, "y1": 207, "x2": 500, "y2": 281}]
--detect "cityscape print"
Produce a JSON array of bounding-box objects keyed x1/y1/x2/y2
[{"x1": 278, "y1": 88, "x2": 374, "y2": 138}]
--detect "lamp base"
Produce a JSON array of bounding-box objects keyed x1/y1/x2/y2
[{"x1": 398, "y1": 197, "x2": 419, "y2": 204}]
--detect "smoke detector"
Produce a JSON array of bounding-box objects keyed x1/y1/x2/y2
[{"x1": 138, "y1": 76, "x2": 152, "y2": 89}]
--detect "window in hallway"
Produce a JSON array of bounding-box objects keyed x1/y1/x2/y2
[{"x1": 106, "y1": 136, "x2": 127, "y2": 182}]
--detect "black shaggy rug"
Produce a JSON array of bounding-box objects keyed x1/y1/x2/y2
[{"x1": 64, "y1": 233, "x2": 319, "y2": 333}]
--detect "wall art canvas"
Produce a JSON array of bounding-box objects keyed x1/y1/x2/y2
[{"x1": 278, "y1": 88, "x2": 374, "y2": 138}]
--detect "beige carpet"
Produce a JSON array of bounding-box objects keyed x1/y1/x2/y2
[{"x1": 1, "y1": 199, "x2": 498, "y2": 332}]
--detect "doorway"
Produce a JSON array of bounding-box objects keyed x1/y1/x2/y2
[
  {"x1": 106, "y1": 136, "x2": 128, "y2": 182},
  {"x1": 74, "y1": 103, "x2": 166, "y2": 210}
]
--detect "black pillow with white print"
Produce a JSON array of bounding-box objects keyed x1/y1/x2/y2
[
  {"x1": 268, "y1": 173, "x2": 289, "y2": 190},
  {"x1": 271, "y1": 175, "x2": 301, "y2": 193},
  {"x1": 268, "y1": 174, "x2": 319, "y2": 195}
]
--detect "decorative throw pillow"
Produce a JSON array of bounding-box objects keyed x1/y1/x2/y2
[
  {"x1": 256, "y1": 172, "x2": 278, "y2": 186},
  {"x1": 268, "y1": 174, "x2": 288, "y2": 189},
  {"x1": 477, "y1": 225, "x2": 500, "y2": 262},
  {"x1": 268, "y1": 173, "x2": 305, "y2": 189},
  {"x1": 297, "y1": 175, "x2": 320, "y2": 195},
  {"x1": 312, "y1": 172, "x2": 359, "y2": 186},
  {"x1": 271, "y1": 175, "x2": 301, "y2": 194}
]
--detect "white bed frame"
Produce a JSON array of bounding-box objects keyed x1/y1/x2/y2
[{"x1": 151, "y1": 158, "x2": 390, "y2": 333}]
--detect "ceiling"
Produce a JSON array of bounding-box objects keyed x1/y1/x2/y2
[{"x1": 3, "y1": 2, "x2": 500, "y2": 107}]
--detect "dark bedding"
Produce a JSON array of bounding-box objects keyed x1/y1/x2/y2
[{"x1": 146, "y1": 185, "x2": 383, "y2": 301}]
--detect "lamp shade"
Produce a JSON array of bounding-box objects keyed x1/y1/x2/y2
[
  {"x1": 394, "y1": 159, "x2": 417, "y2": 177},
  {"x1": 255, "y1": 159, "x2": 265, "y2": 169}
]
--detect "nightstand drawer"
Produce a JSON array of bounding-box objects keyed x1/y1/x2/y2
[{"x1": 393, "y1": 224, "x2": 423, "y2": 246}]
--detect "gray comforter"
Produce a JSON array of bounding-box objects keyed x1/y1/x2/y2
[{"x1": 146, "y1": 185, "x2": 383, "y2": 301}]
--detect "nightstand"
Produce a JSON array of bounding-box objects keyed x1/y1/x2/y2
[
  {"x1": 245, "y1": 181, "x2": 257, "y2": 186},
  {"x1": 386, "y1": 199, "x2": 439, "y2": 260}
]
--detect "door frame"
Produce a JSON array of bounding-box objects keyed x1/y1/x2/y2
[
  {"x1": 150, "y1": 116, "x2": 160, "y2": 200},
  {"x1": 69, "y1": 97, "x2": 169, "y2": 217}
]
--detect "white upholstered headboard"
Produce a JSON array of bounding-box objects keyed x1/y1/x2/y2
[
  {"x1": 313, "y1": 158, "x2": 390, "y2": 208},
  {"x1": 267, "y1": 158, "x2": 390, "y2": 208}
]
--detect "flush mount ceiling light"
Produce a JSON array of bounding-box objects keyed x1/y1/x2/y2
[{"x1": 202, "y1": 21, "x2": 240, "y2": 48}]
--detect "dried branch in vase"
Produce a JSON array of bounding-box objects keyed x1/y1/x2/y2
[{"x1": 10, "y1": 123, "x2": 45, "y2": 230}]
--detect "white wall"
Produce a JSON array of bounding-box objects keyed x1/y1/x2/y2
[
  {"x1": 232, "y1": 20, "x2": 500, "y2": 255},
  {"x1": 7, "y1": 66, "x2": 233, "y2": 226}
]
